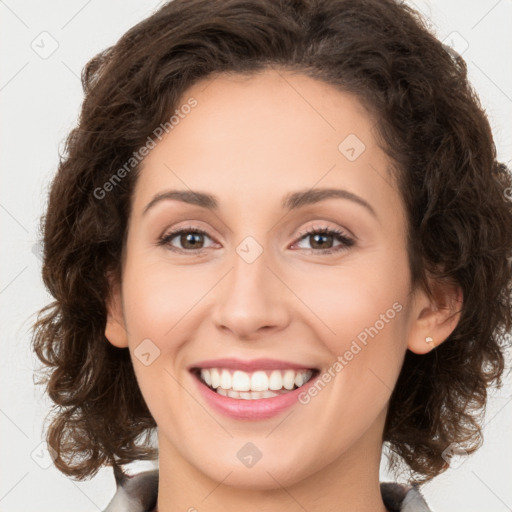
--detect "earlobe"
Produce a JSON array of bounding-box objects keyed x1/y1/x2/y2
[
  {"x1": 407, "y1": 278, "x2": 463, "y2": 355},
  {"x1": 105, "y1": 277, "x2": 129, "y2": 348}
]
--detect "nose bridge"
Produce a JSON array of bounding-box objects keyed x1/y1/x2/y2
[{"x1": 210, "y1": 238, "x2": 291, "y2": 338}]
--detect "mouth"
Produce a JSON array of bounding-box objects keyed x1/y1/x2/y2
[{"x1": 190, "y1": 367, "x2": 320, "y2": 400}]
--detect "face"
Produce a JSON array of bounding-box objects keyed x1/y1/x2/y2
[{"x1": 106, "y1": 68, "x2": 430, "y2": 490}]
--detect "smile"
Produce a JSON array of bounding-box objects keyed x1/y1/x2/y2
[
  {"x1": 192, "y1": 368, "x2": 318, "y2": 399},
  {"x1": 189, "y1": 367, "x2": 321, "y2": 420}
]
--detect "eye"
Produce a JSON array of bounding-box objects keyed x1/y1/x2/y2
[
  {"x1": 291, "y1": 224, "x2": 355, "y2": 254},
  {"x1": 158, "y1": 225, "x2": 216, "y2": 253},
  {"x1": 157, "y1": 223, "x2": 355, "y2": 255}
]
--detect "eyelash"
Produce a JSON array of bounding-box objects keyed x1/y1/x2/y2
[{"x1": 157, "y1": 224, "x2": 355, "y2": 255}]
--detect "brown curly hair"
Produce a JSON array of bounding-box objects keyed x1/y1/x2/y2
[{"x1": 32, "y1": 0, "x2": 512, "y2": 484}]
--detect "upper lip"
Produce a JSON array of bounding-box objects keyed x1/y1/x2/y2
[{"x1": 188, "y1": 358, "x2": 318, "y2": 372}]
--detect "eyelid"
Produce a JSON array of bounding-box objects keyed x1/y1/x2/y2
[
  {"x1": 290, "y1": 223, "x2": 355, "y2": 253},
  {"x1": 158, "y1": 224, "x2": 218, "y2": 252},
  {"x1": 293, "y1": 222, "x2": 354, "y2": 242}
]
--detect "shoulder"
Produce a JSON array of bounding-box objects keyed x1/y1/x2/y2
[
  {"x1": 102, "y1": 467, "x2": 158, "y2": 512},
  {"x1": 381, "y1": 481, "x2": 432, "y2": 512},
  {"x1": 102, "y1": 469, "x2": 432, "y2": 512}
]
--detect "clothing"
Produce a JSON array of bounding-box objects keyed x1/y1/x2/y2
[{"x1": 102, "y1": 467, "x2": 433, "y2": 512}]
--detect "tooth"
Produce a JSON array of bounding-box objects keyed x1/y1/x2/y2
[
  {"x1": 200, "y1": 368, "x2": 315, "y2": 394},
  {"x1": 232, "y1": 370, "x2": 251, "y2": 391},
  {"x1": 283, "y1": 370, "x2": 296, "y2": 390},
  {"x1": 210, "y1": 368, "x2": 221, "y2": 389},
  {"x1": 201, "y1": 369, "x2": 212, "y2": 387},
  {"x1": 217, "y1": 387, "x2": 227, "y2": 396},
  {"x1": 262, "y1": 390, "x2": 279, "y2": 398},
  {"x1": 227, "y1": 389, "x2": 239, "y2": 398},
  {"x1": 240, "y1": 391, "x2": 261, "y2": 400},
  {"x1": 268, "y1": 370, "x2": 283, "y2": 390},
  {"x1": 295, "y1": 369, "x2": 312, "y2": 387},
  {"x1": 250, "y1": 371, "x2": 269, "y2": 391},
  {"x1": 220, "y1": 369, "x2": 232, "y2": 389}
]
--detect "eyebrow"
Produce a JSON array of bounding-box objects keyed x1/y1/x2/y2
[
  {"x1": 143, "y1": 190, "x2": 217, "y2": 215},
  {"x1": 142, "y1": 187, "x2": 377, "y2": 218}
]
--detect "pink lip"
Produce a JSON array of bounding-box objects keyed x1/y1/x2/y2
[
  {"x1": 190, "y1": 369, "x2": 320, "y2": 421},
  {"x1": 188, "y1": 358, "x2": 317, "y2": 372}
]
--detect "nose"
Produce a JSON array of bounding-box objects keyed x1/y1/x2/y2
[{"x1": 211, "y1": 247, "x2": 292, "y2": 341}]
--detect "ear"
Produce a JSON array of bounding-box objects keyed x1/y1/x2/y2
[
  {"x1": 407, "y1": 276, "x2": 463, "y2": 354},
  {"x1": 105, "y1": 273, "x2": 129, "y2": 348}
]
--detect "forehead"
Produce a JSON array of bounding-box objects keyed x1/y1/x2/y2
[{"x1": 132, "y1": 68, "x2": 403, "y2": 222}]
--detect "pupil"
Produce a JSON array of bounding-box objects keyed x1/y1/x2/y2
[
  {"x1": 311, "y1": 233, "x2": 332, "y2": 249},
  {"x1": 179, "y1": 232, "x2": 334, "y2": 250},
  {"x1": 182, "y1": 233, "x2": 203, "y2": 249}
]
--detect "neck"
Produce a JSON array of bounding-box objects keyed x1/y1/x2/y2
[{"x1": 154, "y1": 408, "x2": 390, "y2": 512}]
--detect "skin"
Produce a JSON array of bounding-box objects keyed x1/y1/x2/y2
[{"x1": 105, "y1": 68, "x2": 462, "y2": 512}]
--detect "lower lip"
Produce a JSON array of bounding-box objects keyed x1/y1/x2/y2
[{"x1": 191, "y1": 370, "x2": 320, "y2": 420}]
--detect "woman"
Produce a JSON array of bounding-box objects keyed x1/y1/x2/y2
[{"x1": 32, "y1": 0, "x2": 512, "y2": 511}]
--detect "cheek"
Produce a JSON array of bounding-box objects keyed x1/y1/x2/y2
[
  {"x1": 122, "y1": 256, "x2": 213, "y2": 341},
  {"x1": 121, "y1": 259, "x2": 205, "y2": 422},
  {"x1": 290, "y1": 248, "x2": 410, "y2": 348},
  {"x1": 290, "y1": 247, "x2": 410, "y2": 401}
]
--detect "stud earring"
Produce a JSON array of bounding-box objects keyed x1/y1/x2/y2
[{"x1": 425, "y1": 336, "x2": 435, "y2": 347}]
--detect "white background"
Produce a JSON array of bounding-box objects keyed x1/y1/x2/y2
[{"x1": 1, "y1": 1, "x2": 511, "y2": 511}]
